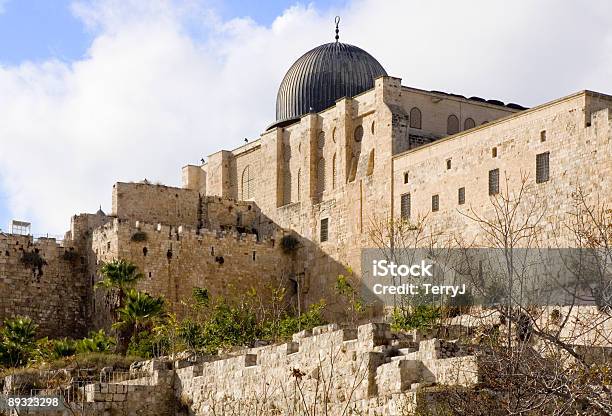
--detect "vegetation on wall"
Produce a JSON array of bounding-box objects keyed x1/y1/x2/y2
[
  {"x1": 280, "y1": 234, "x2": 300, "y2": 254},
  {"x1": 130, "y1": 231, "x2": 148, "y2": 242}
]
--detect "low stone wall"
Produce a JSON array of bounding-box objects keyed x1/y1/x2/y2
[
  {"x1": 0, "y1": 323, "x2": 484, "y2": 416},
  {"x1": 172, "y1": 323, "x2": 478, "y2": 415}
]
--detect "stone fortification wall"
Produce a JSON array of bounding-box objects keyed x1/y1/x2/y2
[
  {"x1": 393, "y1": 91, "x2": 612, "y2": 247},
  {"x1": 91, "y1": 218, "x2": 294, "y2": 329},
  {"x1": 112, "y1": 182, "x2": 200, "y2": 227},
  {"x1": 0, "y1": 234, "x2": 88, "y2": 338}
]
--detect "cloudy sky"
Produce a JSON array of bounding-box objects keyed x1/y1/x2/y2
[{"x1": 0, "y1": 0, "x2": 611, "y2": 235}]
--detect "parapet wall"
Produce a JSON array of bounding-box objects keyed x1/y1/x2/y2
[
  {"x1": 171, "y1": 323, "x2": 479, "y2": 415},
  {"x1": 0, "y1": 234, "x2": 88, "y2": 338},
  {"x1": 91, "y1": 218, "x2": 294, "y2": 329},
  {"x1": 112, "y1": 182, "x2": 200, "y2": 227}
]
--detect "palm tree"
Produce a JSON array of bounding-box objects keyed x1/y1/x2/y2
[
  {"x1": 95, "y1": 260, "x2": 144, "y2": 353},
  {"x1": 113, "y1": 289, "x2": 166, "y2": 352},
  {"x1": 95, "y1": 259, "x2": 144, "y2": 305}
]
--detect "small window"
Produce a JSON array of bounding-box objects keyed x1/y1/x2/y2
[
  {"x1": 400, "y1": 193, "x2": 411, "y2": 219},
  {"x1": 431, "y1": 195, "x2": 439, "y2": 212},
  {"x1": 403, "y1": 172, "x2": 409, "y2": 184},
  {"x1": 320, "y1": 218, "x2": 329, "y2": 242},
  {"x1": 536, "y1": 152, "x2": 550, "y2": 183},
  {"x1": 489, "y1": 169, "x2": 500, "y2": 195},
  {"x1": 464, "y1": 118, "x2": 475, "y2": 130},
  {"x1": 492, "y1": 147, "x2": 498, "y2": 158},
  {"x1": 331, "y1": 155, "x2": 336, "y2": 189},
  {"x1": 317, "y1": 158, "x2": 326, "y2": 194},
  {"x1": 446, "y1": 159, "x2": 452, "y2": 170},
  {"x1": 318, "y1": 131, "x2": 325, "y2": 149},
  {"x1": 366, "y1": 149, "x2": 375, "y2": 176},
  {"x1": 447, "y1": 115, "x2": 460, "y2": 135},
  {"x1": 371, "y1": 121, "x2": 375, "y2": 134},
  {"x1": 409, "y1": 107, "x2": 422, "y2": 129},
  {"x1": 540, "y1": 130, "x2": 546, "y2": 142},
  {"x1": 458, "y1": 187, "x2": 465, "y2": 205},
  {"x1": 354, "y1": 125, "x2": 364, "y2": 142},
  {"x1": 252, "y1": 251, "x2": 256, "y2": 261}
]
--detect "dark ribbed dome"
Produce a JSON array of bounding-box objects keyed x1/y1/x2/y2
[{"x1": 272, "y1": 42, "x2": 387, "y2": 128}]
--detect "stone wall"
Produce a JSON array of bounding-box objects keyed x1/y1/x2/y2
[
  {"x1": 392, "y1": 90, "x2": 612, "y2": 247},
  {"x1": 171, "y1": 322, "x2": 479, "y2": 415},
  {"x1": 0, "y1": 323, "x2": 482, "y2": 416},
  {"x1": 112, "y1": 182, "x2": 200, "y2": 227},
  {"x1": 0, "y1": 234, "x2": 88, "y2": 338},
  {"x1": 186, "y1": 77, "x2": 527, "y2": 313},
  {"x1": 90, "y1": 218, "x2": 294, "y2": 329}
]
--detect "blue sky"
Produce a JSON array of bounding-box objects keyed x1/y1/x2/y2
[
  {"x1": 0, "y1": 0, "x2": 345, "y2": 233},
  {"x1": 0, "y1": 0, "x2": 346, "y2": 64},
  {"x1": 0, "y1": 1, "x2": 611, "y2": 235}
]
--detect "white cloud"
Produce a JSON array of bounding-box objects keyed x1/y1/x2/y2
[{"x1": 0, "y1": 0, "x2": 611, "y2": 234}]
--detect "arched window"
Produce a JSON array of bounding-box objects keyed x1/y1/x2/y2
[
  {"x1": 348, "y1": 154, "x2": 357, "y2": 182},
  {"x1": 317, "y1": 131, "x2": 325, "y2": 149},
  {"x1": 447, "y1": 115, "x2": 459, "y2": 135},
  {"x1": 317, "y1": 158, "x2": 326, "y2": 194},
  {"x1": 241, "y1": 165, "x2": 254, "y2": 200},
  {"x1": 464, "y1": 118, "x2": 475, "y2": 130},
  {"x1": 283, "y1": 169, "x2": 292, "y2": 205},
  {"x1": 297, "y1": 169, "x2": 301, "y2": 201},
  {"x1": 366, "y1": 149, "x2": 375, "y2": 176},
  {"x1": 409, "y1": 107, "x2": 422, "y2": 129},
  {"x1": 332, "y1": 153, "x2": 337, "y2": 189}
]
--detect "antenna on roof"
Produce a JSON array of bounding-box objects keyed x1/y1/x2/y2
[{"x1": 334, "y1": 16, "x2": 340, "y2": 42}]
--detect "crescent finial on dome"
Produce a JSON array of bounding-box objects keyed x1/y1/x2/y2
[{"x1": 335, "y1": 16, "x2": 340, "y2": 42}]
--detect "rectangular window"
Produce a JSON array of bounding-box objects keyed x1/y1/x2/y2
[
  {"x1": 400, "y1": 193, "x2": 411, "y2": 219},
  {"x1": 540, "y1": 130, "x2": 546, "y2": 142},
  {"x1": 536, "y1": 152, "x2": 550, "y2": 183},
  {"x1": 446, "y1": 159, "x2": 452, "y2": 170},
  {"x1": 403, "y1": 172, "x2": 409, "y2": 184},
  {"x1": 489, "y1": 169, "x2": 499, "y2": 195},
  {"x1": 320, "y1": 218, "x2": 329, "y2": 242},
  {"x1": 458, "y1": 187, "x2": 465, "y2": 205},
  {"x1": 432, "y1": 194, "x2": 439, "y2": 212}
]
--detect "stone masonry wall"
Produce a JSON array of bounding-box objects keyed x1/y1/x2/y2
[
  {"x1": 393, "y1": 91, "x2": 612, "y2": 247},
  {"x1": 112, "y1": 182, "x2": 200, "y2": 227},
  {"x1": 0, "y1": 234, "x2": 88, "y2": 338},
  {"x1": 90, "y1": 218, "x2": 293, "y2": 329}
]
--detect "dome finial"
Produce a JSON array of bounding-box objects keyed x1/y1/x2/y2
[{"x1": 334, "y1": 16, "x2": 340, "y2": 42}]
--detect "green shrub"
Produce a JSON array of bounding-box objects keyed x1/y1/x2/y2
[
  {"x1": 0, "y1": 316, "x2": 38, "y2": 367},
  {"x1": 76, "y1": 330, "x2": 115, "y2": 353},
  {"x1": 192, "y1": 287, "x2": 210, "y2": 307},
  {"x1": 200, "y1": 299, "x2": 259, "y2": 353},
  {"x1": 20, "y1": 251, "x2": 47, "y2": 270},
  {"x1": 178, "y1": 320, "x2": 205, "y2": 350},
  {"x1": 260, "y1": 301, "x2": 327, "y2": 341},
  {"x1": 130, "y1": 231, "x2": 148, "y2": 242},
  {"x1": 51, "y1": 338, "x2": 77, "y2": 359},
  {"x1": 390, "y1": 305, "x2": 441, "y2": 331},
  {"x1": 127, "y1": 330, "x2": 170, "y2": 359}
]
